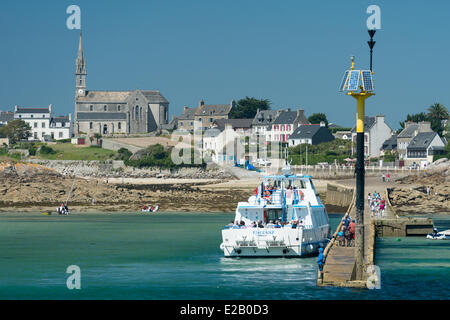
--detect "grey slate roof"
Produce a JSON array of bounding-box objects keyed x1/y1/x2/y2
[
  {"x1": 407, "y1": 132, "x2": 438, "y2": 150},
  {"x1": 77, "y1": 90, "x2": 169, "y2": 104},
  {"x1": 273, "y1": 111, "x2": 298, "y2": 125},
  {"x1": 398, "y1": 124, "x2": 419, "y2": 138},
  {"x1": 0, "y1": 112, "x2": 14, "y2": 123},
  {"x1": 16, "y1": 107, "x2": 50, "y2": 114},
  {"x1": 195, "y1": 104, "x2": 232, "y2": 117},
  {"x1": 204, "y1": 127, "x2": 222, "y2": 138},
  {"x1": 178, "y1": 107, "x2": 198, "y2": 120},
  {"x1": 77, "y1": 112, "x2": 127, "y2": 121},
  {"x1": 213, "y1": 118, "x2": 253, "y2": 130},
  {"x1": 351, "y1": 116, "x2": 375, "y2": 133},
  {"x1": 289, "y1": 124, "x2": 321, "y2": 139},
  {"x1": 381, "y1": 134, "x2": 397, "y2": 150},
  {"x1": 252, "y1": 110, "x2": 278, "y2": 126},
  {"x1": 141, "y1": 91, "x2": 169, "y2": 104},
  {"x1": 53, "y1": 116, "x2": 70, "y2": 123}
]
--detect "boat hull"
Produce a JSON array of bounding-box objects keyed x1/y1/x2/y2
[{"x1": 221, "y1": 226, "x2": 329, "y2": 258}]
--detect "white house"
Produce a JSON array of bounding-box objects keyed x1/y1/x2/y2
[
  {"x1": 351, "y1": 115, "x2": 394, "y2": 158},
  {"x1": 267, "y1": 109, "x2": 309, "y2": 142},
  {"x1": 14, "y1": 105, "x2": 73, "y2": 141}
]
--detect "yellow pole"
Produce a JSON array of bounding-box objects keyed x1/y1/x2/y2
[{"x1": 356, "y1": 96, "x2": 365, "y2": 133}]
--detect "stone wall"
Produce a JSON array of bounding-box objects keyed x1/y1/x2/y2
[{"x1": 325, "y1": 183, "x2": 354, "y2": 209}]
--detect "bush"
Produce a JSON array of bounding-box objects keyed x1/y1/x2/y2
[
  {"x1": 40, "y1": 145, "x2": 56, "y2": 155},
  {"x1": 117, "y1": 148, "x2": 132, "y2": 161}
]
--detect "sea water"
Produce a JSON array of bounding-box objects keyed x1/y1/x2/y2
[{"x1": 0, "y1": 212, "x2": 448, "y2": 300}]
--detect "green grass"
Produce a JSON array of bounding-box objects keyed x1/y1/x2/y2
[{"x1": 35, "y1": 143, "x2": 117, "y2": 161}]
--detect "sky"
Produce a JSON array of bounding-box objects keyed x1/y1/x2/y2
[{"x1": 0, "y1": 0, "x2": 449, "y2": 129}]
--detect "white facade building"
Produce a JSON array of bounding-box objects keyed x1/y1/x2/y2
[{"x1": 14, "y1": 105, "x2": 73, "y2": 141}]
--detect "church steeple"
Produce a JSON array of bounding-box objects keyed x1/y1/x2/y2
[{"x1": 76, "y1": 31, "x2": 87, "y2": 97}]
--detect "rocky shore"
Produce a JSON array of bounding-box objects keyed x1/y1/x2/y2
[
  {"x1": 0, "y1": 162, "x2": 250, "y2": 213},
  {"x1": 388, "y1": 159, "x2": 450, "y2": 214}
]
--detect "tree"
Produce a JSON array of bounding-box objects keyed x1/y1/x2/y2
[
  {"x1": 229, "y1": 97, "x2": 271, "y2": 119},
  {"x1": 427, "y1": 103, "x2": 449, "y2": 121},
  {"x1": 0, "y1": 120, "x2": 31, "y2": 144},
  {"x1": 93, "y1": 133, "x2": 102, "y2": 145},
  {"x1": 308, "y1": 113, "x2": 328, "y2": 127},
  {"x1": 399, "y1": 112, "x2": 429, "y2": 129}
]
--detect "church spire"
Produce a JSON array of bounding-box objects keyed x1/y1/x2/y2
[{"x1": 76, "y1": 31, "x2": 87, "y2": 97}]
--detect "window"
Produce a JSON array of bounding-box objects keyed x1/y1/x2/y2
[
  {"x1": 31, "y1": 115, "x2": 34, "y2": 118},
  {"x1": 42, "y1": 123, "x2": 45, "y2": 128},
  {"x1": 135, "y1": 106, "x2": 139, "y2": 120},
  {"x1": 43, "y1": 115, "x2": 45, "y2": 118},
  {"x1": 281, "y1": 125, "x2": 285, "y2": 131},
  {"x1": 118, "y1": 122, "x2": 122, "y2": 130},
  {"x1": 104, "y1": 105, "x2": 107, "y2": 111},
  {"x1": 180, "y1": 122, "x2": 184, "y2": 126},
  {"x1": 19, "y1": 115, "x2": 22, "y2": 118},
  {"x1": 90, "y1": 105, "x2": 93, "y2": 111},
  {"x1": 34, "y1": 122, "x2": 37, "y2": 128},
  {"x1": 89, "y1": 122, "x2": 93, "y2": 129},
  {"x1": 59, "y1": 132, "x2": 63, "y2": 138},
  {"x1": 34, "y1": 132, "x2": 37, "y2": 139},
  {"x1": 209, "y1": 118, "x2": 213, "y2": 123},
  {"x1": 118, "y1": 105, "x2": 121, "y2": 111}
]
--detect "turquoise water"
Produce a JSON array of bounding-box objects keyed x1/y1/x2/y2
[{"x1": 0, "y1": 212, "x2": 449, "y2": 300}]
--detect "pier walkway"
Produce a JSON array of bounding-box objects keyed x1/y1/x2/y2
[{"x1": 318, "y1": 177, "x2": 432, "y2": 288}]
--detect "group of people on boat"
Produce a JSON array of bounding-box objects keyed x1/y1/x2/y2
[
  {"x1": 368, "y1": 192, "x2": 386, "y2": 217},
  {"x1": 224, "y1": 219, "x2": 305, "y2": 230},
  {"x1": 254, "y1": 184, "x2": 304, "y2": 205}
]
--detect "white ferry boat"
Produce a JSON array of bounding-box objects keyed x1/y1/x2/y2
[{"x1": 220, "y1": 169, "x2": 331, "y2": 257}]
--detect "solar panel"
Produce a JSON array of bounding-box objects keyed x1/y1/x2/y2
[
  {"x1": 346, "y1": 70, "x2": 360, "y2": 91},
  {"x1": 339, "y1": 70, "x2": 350, "y2": 92},
  {"x1": 361, "y1": 70, "x2": 374, "y2": 91}
]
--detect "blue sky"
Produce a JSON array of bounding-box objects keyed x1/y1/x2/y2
[{"x1": 0, "y1": 0, "x2": 449, "y2": 129}]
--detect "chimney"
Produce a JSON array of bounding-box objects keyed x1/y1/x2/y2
[
  {"x1": 14, "y1": 105, "x2": 18, "y2": 112},
  {"x1": 184, "y1": 105, "x2": 188, "y2": 111},
  {"x1": 49, "y1": 104, "x2": 53, "y2": 114},
  {"x1": 320, "y1": 121, "x2": 326, "y2": 127},
  {"x1": 231, "y1": 100, "x2": 236, "y2": 108},
  {"x1": 256, "y1": 108, "x2": 260, "y2": 114},
  {"x1": 199, "y1": 100, "x2": 205, "y2": 108},
  {"x1": 418, "y1": 121, "x2": 432, "y2": 133}
]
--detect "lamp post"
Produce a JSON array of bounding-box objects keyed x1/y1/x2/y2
[
  {"x1": 339, "y1": 57, "x2": 375, "y2": 280},
  {"x1": 368, "y1": 30, "x2": 376, "y2": 71}
]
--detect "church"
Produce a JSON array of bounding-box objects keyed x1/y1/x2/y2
[{"x1": 73, "y1": 33, "x2": 169, "y2": 136}]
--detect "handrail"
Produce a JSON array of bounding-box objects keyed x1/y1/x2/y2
[{"x1": 318, "y1": 186, "x2": 356, "y2": 283}]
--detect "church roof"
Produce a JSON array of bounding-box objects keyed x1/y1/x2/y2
[
  {"x1": 141, "y1": 91, "x2": 169, "y2": 104},
  {"x1": 77, "y1": 91, "x2": 130, "y2": 103},
  {"x1": 77, "y1": 112, "x2": 127, "y2": 120},
  {"x1": 77, "y1": 90, "x2": 169, "y2": 104}
]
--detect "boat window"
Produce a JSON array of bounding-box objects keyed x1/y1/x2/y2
[{"x1": 265, "y1": 209, "x2": 282, "y2": 223}]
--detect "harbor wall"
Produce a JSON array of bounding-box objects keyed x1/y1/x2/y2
[{"x1": 325, "y1": 183, "x2": 354, "y2": 209}]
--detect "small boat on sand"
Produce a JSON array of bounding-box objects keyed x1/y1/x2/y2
[
  {"x1": 141, "y1": 205, "x2": 159, "y2": 213},
  {"x1": 426, "y1": 228, "x2": 450, "y2": 240}
]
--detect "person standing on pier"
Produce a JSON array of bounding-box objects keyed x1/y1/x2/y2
[{"x1": 317, "y1": 247, "x2": 325, "y2": 272}]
